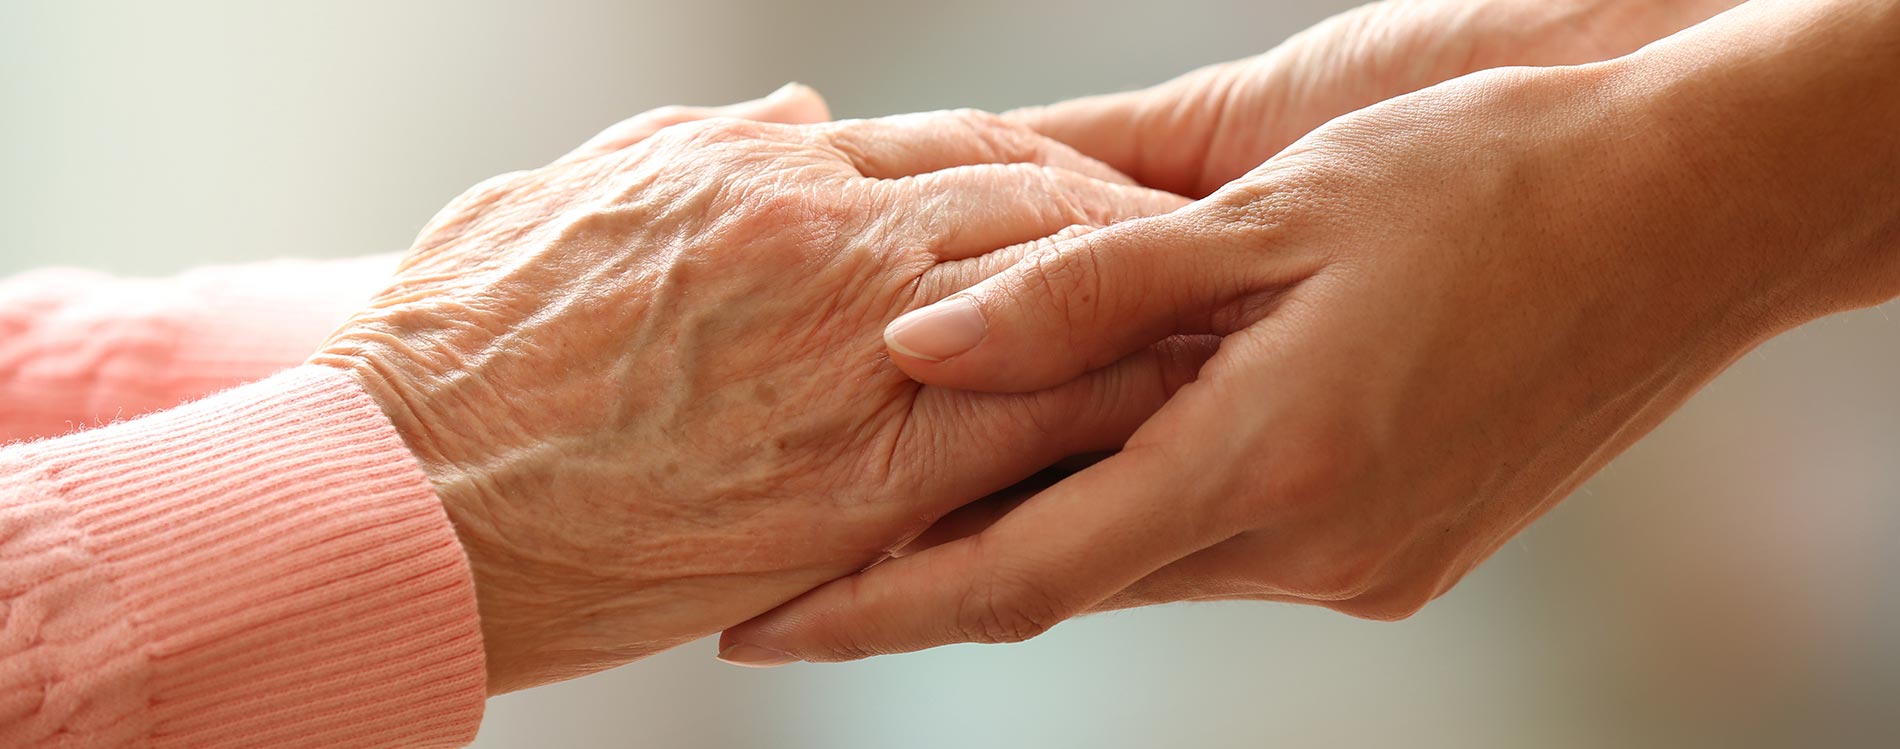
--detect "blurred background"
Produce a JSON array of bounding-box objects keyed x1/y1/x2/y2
[{"x1": 5, "y1": 0, "x2": 1897, "y2": 746}]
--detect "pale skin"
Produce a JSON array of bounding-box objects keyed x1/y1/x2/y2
[
  {"x1": 309, "y1": 93, "x2": 1209, "y2": 693},
  {"x1": 719, "y1": 0, "x2": 1900, "y2": 663}
]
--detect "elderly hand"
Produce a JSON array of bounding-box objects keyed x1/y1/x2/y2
[
  {"x1": 1009, "y1": 0, "x2": 1739, "y2": 198},
  {"x1": 310, "y1": 88, "x2": 1204, "y2": 691},
  {"x1": 720, "y1": 0, "x2": 1900, "y2": 660}
]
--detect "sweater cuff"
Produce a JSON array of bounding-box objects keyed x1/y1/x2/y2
[{"x1": 20, "y1": 366, "x2": 486, "y2": 747}]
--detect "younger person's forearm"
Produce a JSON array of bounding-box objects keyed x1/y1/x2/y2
[{"x1": 1604, "y1": 0, "x2": 1900, "y2": 320}]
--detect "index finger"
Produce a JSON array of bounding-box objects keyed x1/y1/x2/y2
[
  {"x1": 818, "y1": 109, "x2": 1139, "y2": 185},
  {"x1": 718, "y1": 388, "x2": 1240, "y2": 663}
]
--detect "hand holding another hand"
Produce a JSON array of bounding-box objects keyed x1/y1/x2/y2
[{"x1": 724, "y1": 0, "x2": 1900, "y2": 661}]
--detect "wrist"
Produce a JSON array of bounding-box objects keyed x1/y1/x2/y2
[
  {"x1": 309, "y1": 320, "x2": 671, "y2": 695},
  {"x1": 1589, "y1": 0, "x2": 1900, "y2": 330},
  {"x1": 308, "y1": 327, "x2": 533, "y2": 692}
]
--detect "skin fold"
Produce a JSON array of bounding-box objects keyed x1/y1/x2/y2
[
  {"x1": 308, "y1": 94, "x2": 1211, "y2": 692},
  {"x1": 719, "y1": 0, "x2": 1900, "y2": 663}
]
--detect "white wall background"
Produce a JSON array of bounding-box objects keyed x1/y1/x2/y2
[{"x1": 5, "y1": 1, "x2": 1897, "y2": 746}]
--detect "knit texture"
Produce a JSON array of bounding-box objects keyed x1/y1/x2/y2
[
  {"x1": 0, "y1": 366, "x2": 486, "y2": 747},
  {"x1": 0, "y1": 258, "x2": 485, "y2": 744},
  {"x1": 0, "y1": 255, "x2": 397, "y2": 443}
]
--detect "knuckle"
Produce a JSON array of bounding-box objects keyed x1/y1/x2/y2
[
  {"x1": 639, "y1": 104, "x2": 699, "y2": 127},
  {"x1": 806, "y1": 630, "x2": 884, "y2": 664},
  {"x1": 1229, "y1": 432, "x2": 1381, "y2": 601},
  {"x1": 950, "y1": 108, "x2": 1040, "y2": 162},
  {"x1": 793, "y1": 581, "x2": 889, "y2": 664},
  {"x1": 1017, "y1": 385, "x2": 1087, "y2": 443},
  {"x1": 641, "y1": 120, "x2": 703, "y2": 154},
  {"x1": 665, "y1": 116, "x2": 768, "y2": 148},
  {"x1": 799, "y1": 628, "x2": 881, "y2": 663},
  {"x1": 1198, "y1": 161, "x2": 1345, "y2": 265},
  {"x1": 626, "y1": 110, "x2": 706, "y2": 143},
  {"x1": 1201, "y1": 178, "x2": 1302, "y2": 251},
  {"x1": 945, "y1": 107, "x2": 1006, "y2": 129},
  {"x1": 1031, "y1": 167, "x2": 1095, "y2": 225},
  {"x1": 1148, "y1": 334, "x2": 1217, "y2": 393},
  {"x1": 1206, "y1": 285, "x2": 1285, "y2": 335},
  {"x1": 1182, "y1": 179, "x2": 1329, "y2": 334},
  {"x1": 955, "y1": 572, "x2": 1065, "y2": 645},
  {"x1": 1016, "y1": 253, "x2": 1097, "y2": 352},
  {"x1": 1246, "y1": 422, "x2": 1364, "y2": 520},
  {"x1": 1048, "y1": 223, "x2": 1099, "y2": 245},
  {"x1": 1031, "y1": 168, "x2": 1131, "y2": 227},
  {"x1": 1014, "y1": 239, "x2": 1105, "y2": 327}
]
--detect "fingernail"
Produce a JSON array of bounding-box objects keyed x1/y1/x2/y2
[
  {"x1": 769, "y1": 81, "x2": 804, "y2": 100},
  {"x1": 885, "y1": 298, "x2": 987, "y2": 362},
  {"x1": 717, "y1": 643, "x2": 798, "y2": 668}
]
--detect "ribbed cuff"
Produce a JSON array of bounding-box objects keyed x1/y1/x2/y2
[{"x1": 20, "y1": 366, "x2": 486, "y2": 748}]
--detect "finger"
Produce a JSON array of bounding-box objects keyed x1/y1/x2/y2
[
  {"x1": 922, "y1": 224, "x2": 1094, "y2": 302},
  {"x1": 1092, "y1": 535, "x2": 1441, "y2": 622},
  {"x1": 1005, "y1": 63, "x2": 1240, "y2": 197},
  {"x1": 889, "y1": 453, "x2": 1106, "y2": 558},
  {"x1": 1089, "y1": 536, "x2": 1283, "y2": 612},
  {"x1": 1005, "y1": 91, "x2": 1179, "y2": 191},
  {"x1": 884, "y1": 208, "x2": 1259, "y2": 393},
  {"x1": 558, "y1": 82, "x2": 831, "y2": 163},
  {"x1": 1094, "y1": 587, "x2": 1305, "y2": 613},
  {"x1": 887, "y1": 481, "x2": 1285, "y2": 611},
  {"x1": 888, "y1": 480, "x2": 1036, "y2": 560},
  {"x1": 719, "y1": 426, "x2": 1231, "y2": 663},
  {"x1": 887, "y1": 164, "x2": 1188, "y2": 261},
  {"x1": 902, "y1": 333, "x2": 1214, "y2": 498},
  {"x1": 819, "y1": 109, "x2": 1136, "y2": 184}
]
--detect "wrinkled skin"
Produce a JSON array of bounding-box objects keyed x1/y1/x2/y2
[
  {"x1": 310, "y1": 95, "x2": 1207, "y2": 692},
  {"x1": 723, "y1": 0, "x2": 1900, "y2": 661}
]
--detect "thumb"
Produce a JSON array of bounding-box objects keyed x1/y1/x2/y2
[{"x1": 882, "y1": 210, "x2": 1233, "y2": 394}]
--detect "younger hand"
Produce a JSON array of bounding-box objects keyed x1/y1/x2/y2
[{"x1": 721, "y1": 1, "x2": 1900, "y2": 659}]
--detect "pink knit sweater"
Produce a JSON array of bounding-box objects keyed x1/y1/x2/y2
[{"x1": 0, "y1": 257, "x2": 487, "y2": 747}]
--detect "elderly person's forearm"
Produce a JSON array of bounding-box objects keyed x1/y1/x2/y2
[
  {"x1": 0, "y1": 255, "x2": 397, "y2": 442},
  {"x1": 0, "y1": 369, "x2": 485, "y2": 747}
]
